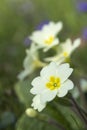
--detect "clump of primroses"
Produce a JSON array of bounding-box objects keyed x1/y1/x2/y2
[{"x1": 18, "y1": 21, "x2": 81, "y2": 112}]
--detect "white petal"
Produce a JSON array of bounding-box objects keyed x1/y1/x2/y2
[
  {"x1": 18, "y1": 70, "x2": 32, "y2": 80},
  {"x1": 61, "y1": 39, "x2": 72, "y2": 51},
  {"x1": 40, "y1": 89, "x2": 57, "y2": 103},
  {"x1": 30, "y1": 76, "x2": 46, "y2": 95},
  {"x1": 57, "y1": 79, "x2": 74, "y2": 97},
  {"x1": 43, "y1": 21, "x2": 63, "y2": 36},
  {"x1": 30, "y1": 31, "x2": 45, "y2": 46},
  {"x1": 31, "y1": 95, "x2": 46, "y2": 112},
  {"x1": 72, "y1": 38, "x2": 81, "y2": 51},
  {"x1": 56, "y1": 63, "x2": 73, "y2": 83},
  {"x1": 55, "y1": 21, "x2": 63, "y2": 34},
  {"x1": 44, "y1": 54, "x2": 65, "y2": 63},
  {"x1": 40, "y1": 62, "x2": 58, "y2": 79}
]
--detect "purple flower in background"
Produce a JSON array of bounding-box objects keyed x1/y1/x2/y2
[
  {"x1": 35, "y1": 20, "x2": 49, "y2": 30},
  {"x1": 77, "y1": 2, "x2": 87, "y2": 12},
  {"x1": 82, "y1": 28, "x2": 87, "y2": 40},
  {"x1": 24, "y1": 37, "x2": 31, "y2": 46}
]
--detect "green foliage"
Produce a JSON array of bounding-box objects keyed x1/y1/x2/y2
[
  {"x1": 16, "y1": 114, "x2": 59, "y2": 130},
  {"x1": 15, "y1": 80, "x2": 33, "y2": 107},
  {"x1": 15, "y1": 100, "x2": 85, "y2": 130},
  {"x1": 72, "y1": 45, "x2": 87, "y2": 74},
  {"x1": 14, "y1": 69, "x2": 40, "y2": 106}
]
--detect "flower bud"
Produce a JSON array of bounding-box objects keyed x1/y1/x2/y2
[{"x1": 25, "y1": 108, "x2": 37, "y2": 117}]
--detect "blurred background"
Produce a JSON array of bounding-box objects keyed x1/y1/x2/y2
[{"x1": 0, "y1": 0, "x2": 87, "y2": 130}]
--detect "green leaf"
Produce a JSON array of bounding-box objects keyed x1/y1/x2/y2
[
  {"x1": 45, "y1": 103, "x2": 72, "y2": 130},
  {"x1": 53, "y1": 102, "x2": 84, "y2": 130},
  {"x1": 16, "y1": 114, "x2": 59, "y2": 130},
  {"x1": 72, "y1": 45, "x2": 87, "y2": 75},
  {"x1": 14, "y1": 70, "x2": 40, "y2": 107},
  {"x1": 14, "y1": 80, "x2": 33, "y2": 107},
  {"x1": 55, "y1": 97, "x2": 72, "y2": 107}
]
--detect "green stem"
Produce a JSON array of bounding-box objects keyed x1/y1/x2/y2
[
  {"x1": 69, "y1": 94, "x2": 87, "y2": 129},
  {"x1": 37, "y1": 114, "x2": 65, "y2": 130},
  {"x1": 47, "y1": 102, "x2": 73, "y2": 130}
]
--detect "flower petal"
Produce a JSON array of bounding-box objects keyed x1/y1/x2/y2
[
  {"x1": 31, "y1": 95, "x2": 46, "y2": 112},
  {"x1": 18, "y1": 70, "x2": 32, "y2": 80},
  {"x1": 40, "y1": 89, "x2": 57, "y2": 103},
  {"x1": 56, "y1": 63, "x2": 73, "y2": 83},
  {"x1": 57, "y1": 79, "x2": 74, "y2": 97},
  {"x1": 30, "y1": 76, "x2": 47, "y2": 94},
  {"x1": 40, "y1": 62, "x2": 58, "y2": 79},
  {"x1": 72, "y1": 38, "x2": 81, "y2": 51},
  {"x1": 43, "y1": 21, "x2": 63, "y2": 36}
]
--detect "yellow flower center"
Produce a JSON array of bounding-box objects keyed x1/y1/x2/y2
[
  {"x1": 63, "y1": 52, "x2": 68, "y2": 57},
  {"x1": 46, "y1": 76, "x2": 61, "y2": 90},
  {"x1": 45, "y1": 36, "x2": 54, "y2": 45}
]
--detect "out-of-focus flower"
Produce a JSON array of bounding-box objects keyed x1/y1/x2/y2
[
  {"x1": 77, "y1": 2, "x2": 87, "y2": 12},
  {"x1": 29, "y1": 21, "x2": 63, "y2": 52},
  {"x1": 35, "y1": 21, "x2": 49, "y2": 30},
  {"x1": 72, "y1": 79, "x2": 87, "y2": 99},
  {"x1": 18, "y1": 44, "x2": 45, "y2": 80},
  {"x1": 59, "y1": 38, "x2": 81, "y2": 57},
  {"x1": 80, "y1": 79, "x2": 87, "y2": 92},
  {"x1": 24, "y1": 37, "x2": 31, "y2": 46},
  {"x1": 30, "y1": 62, "x2": 74, "y2": 106},
  {"x1": 31, "y1": 95, "x2": 46, "y2": 112},
  {"x1": 71, "y1": 86, "x2": 80, "y2": 99},
  {"x1": 45, "y1": 38, "x2": 81, "y2": 62},
  {"x1": 25, "y1": 108, "x2": 37, "y2": 117},
  {"x1": 82, "y1": 28, "x2": 87, "y2": 40}
]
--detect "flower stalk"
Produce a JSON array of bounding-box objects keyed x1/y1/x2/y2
[{"x1": 69, "y1": 94, "x2": 87, "y2": 129}]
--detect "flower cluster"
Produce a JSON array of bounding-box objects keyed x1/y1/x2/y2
[{"x1": 18, "y1": 21, "x2": 81, "y2": 112}]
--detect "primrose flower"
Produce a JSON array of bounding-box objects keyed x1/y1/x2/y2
[
  {"x1": 29, "y1": 21, "x2": 63, "y2": 52},
  {"x1": 59, "y1": 38, "x2": 81, "y2": 57},
  {"x1": 31, "y1": 95, "x2": 46, "y2": 112},
  {"x1": 30, "y1": 62, "x2": 74, "y2": 105},
  {"x1": 18, "y1": 44, "x2": 45, "y2": 80},
  {"x1": 45, "y1": 38, "x2": 81, "y2": 62}
]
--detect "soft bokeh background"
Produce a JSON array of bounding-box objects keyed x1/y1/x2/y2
[{"x1": 0, "y1": 0, "x2": 87, "y2": 130}]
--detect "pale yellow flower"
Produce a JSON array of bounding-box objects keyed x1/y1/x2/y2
[
  {"x1": 29, "y1": 22, "x2": 63, "y2": 52},
  {"x1": 30, "y1": 62, "x2": 74, "y2": 105},
  {"x1": 18, "y1": 44, "x2": 45, "y2": 80},
  {"x1": 45, "y1": 38, "x2": 81, "y2": 62}
]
